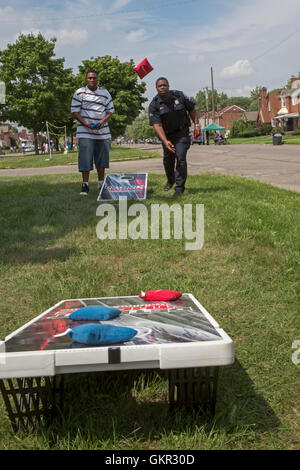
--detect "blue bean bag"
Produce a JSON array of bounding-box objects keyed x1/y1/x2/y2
[
  {"x1": 68, "y1": 323, "x2": 137, "y2": 345},
  {"x1": 69, "y1": 306, "x2": 121, "y2": 321}
]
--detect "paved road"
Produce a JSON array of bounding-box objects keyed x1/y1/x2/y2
[{"x1": 1, "y1": 144, "x2": 300, "y2": 192}]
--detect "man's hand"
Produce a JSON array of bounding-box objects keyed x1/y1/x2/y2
[
  {"x1": 88, "y1": 120, "x2": 104, "y2": 129},
  {"x1": 164, "y1": 140, "x2": 176, "y2": 153}
]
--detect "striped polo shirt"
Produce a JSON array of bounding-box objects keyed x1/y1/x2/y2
[{"x1": 71, "y1": 85, "x2": 114, "y2": 140}]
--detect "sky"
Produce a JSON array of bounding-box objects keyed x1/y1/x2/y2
[{"x1": 0, "y1": 0, "x2": 300, "y2": 103}]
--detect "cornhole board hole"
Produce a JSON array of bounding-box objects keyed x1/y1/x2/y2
[
  {"x1": 97, "y1": 173, "x2": 147, "y2": 201},
  {"x1": 0, "y1": 294, "x2": 234, "y2": 431}
]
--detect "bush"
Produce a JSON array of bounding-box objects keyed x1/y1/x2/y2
[
  {"x1": 271, "y1": 126, "x2": 285, "y2": 135},
  {"x1": 241, "y1": 129, "x2": 260, "y2": 138},
  {"x1": 292, "y1": 125, "x2": 300, "y2": 135},
  {"x1": 258, "y1": 124, "x2": 272, "y2": 135},
  {"x1": 231, "y1": 119, "x2": 251, "y2": 138}
]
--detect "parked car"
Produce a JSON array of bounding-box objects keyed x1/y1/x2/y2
[{"x1": 24, "y1": 145, "x2": 35, "y2": 152}]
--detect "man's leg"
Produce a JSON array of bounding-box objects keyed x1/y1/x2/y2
[
  {"x1": 162, "y1": 143, "x2": 175, "y2": 190},
  {"x1": 96, "y1": 167, "x2": 105, "y2": 182},
  {"x1": 94, "y1": 139, "x2": 110, "y2": 190},
  {"x1": 82, "y1": 170, "x2": 90, "y2": 183},
  {"x1": 78, "y1": 138, "x2": 93, "y2": 195},
  {"x1": 174, "y1": 136, "x2": 190, "y2": 194}
]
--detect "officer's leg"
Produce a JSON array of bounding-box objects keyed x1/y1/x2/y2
[
  {"x1": 174, "y1": 136, "x2": 190, "y2": 193},
  {"x1": 162, "y1": 143, "x2": 175, "y2": 187}
]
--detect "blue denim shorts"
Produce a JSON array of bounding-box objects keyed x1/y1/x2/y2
[{"x1": 78, "y1": 138, "x2": 110, "y2": 172}]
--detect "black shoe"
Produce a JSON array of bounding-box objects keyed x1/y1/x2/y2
[
  {"x1": 174, "y1": 190, "x2": 184, "y2": 197},
  {"x1": 164, "y1": 182, "x2": 174, "y2": 191},
  {"x1": 80, "y1": 183, "x2": 89, "y2": 195}
]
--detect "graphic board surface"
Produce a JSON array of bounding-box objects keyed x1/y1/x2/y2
[
  {"x1": 97, "y1": 174, "x2": 147, "y2": 201},
  {"x1": 4, "y1": 294, "x2": 222, "y2": 352}
]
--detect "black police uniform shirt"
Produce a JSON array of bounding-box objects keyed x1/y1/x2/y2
[{"x1": 148, "y1": 90, "x2": 195, "y2": 137}]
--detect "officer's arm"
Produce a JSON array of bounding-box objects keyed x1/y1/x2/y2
[
  {"x1": 189, "y1": 109, "x2": 199, "y2": 126},
  {"x1": 153, "y1": 124, "x2": 175, "y2": 153}
]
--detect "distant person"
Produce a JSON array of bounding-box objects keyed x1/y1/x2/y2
[
  {"x1": 148, "y1": 77, "x2": 199, "y2": 196},
  {"x1": 205, "y1": 130, "x2": 210, "y2": 145},
  {"x1": 71, "y1": 70, "x2": 114, "y2": 196}
]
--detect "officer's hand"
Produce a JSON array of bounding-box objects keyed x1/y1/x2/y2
[{"x1": 165, "y1": 140, "x2": 175, "y2": 153}]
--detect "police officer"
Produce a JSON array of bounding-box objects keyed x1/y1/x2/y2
[{"x1": 149, "y1": 77, "x2": 200, "y2": 195}]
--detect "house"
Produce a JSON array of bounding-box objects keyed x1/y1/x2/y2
[
  {"x1": 0, "y1": 124, "x2": 36, "y2": 148},
  {"x1": 217, "y1": 105, "x2": 246, "y2": 130},
  {"x1": 258, "y1": 76, "x2": 300, "y2": 131},
  {"x1": 244, "y1": 111, "x2": 258, "y2": 123},
  {"x1": 198, "y1": 105, "x2": 246, "y2": 131}
]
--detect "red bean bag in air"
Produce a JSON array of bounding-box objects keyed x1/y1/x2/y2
[{"x1": 134, "y1": 58, "x2": 154, "y2": 79}]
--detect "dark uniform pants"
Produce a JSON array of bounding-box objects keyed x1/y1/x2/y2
[{"x1": 162, "y1": 132, "x2": 190, "y2": 193}]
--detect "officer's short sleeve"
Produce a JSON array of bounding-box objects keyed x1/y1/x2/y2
[{"x1": 148, "y1": 99, "x2": 161, "y2": 126}]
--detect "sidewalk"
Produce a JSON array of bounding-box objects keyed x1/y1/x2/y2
[{"x1": 1, "y1": 144, "x2": 300, "y2": 192}]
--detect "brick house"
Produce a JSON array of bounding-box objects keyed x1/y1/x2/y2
[
  {"x1": 0, "y1": 124, "x2": 37, "y2": 148},
  {"x1": 217, "y1": 105, "x2": 246, "y2": 130},
  {"x1": 258, "y1": 76, "x2": 300, "y2": 131},
  {"x1": 198, "y1": 105, "x2": 246, "y2": 131}
]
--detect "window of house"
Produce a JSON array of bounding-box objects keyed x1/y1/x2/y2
[{"x1": 281, "y1": 97, "x2": 286, "y2": 107}]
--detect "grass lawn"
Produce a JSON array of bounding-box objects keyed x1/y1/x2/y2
[
  {"x1": 0, "y1": 173, "x2": 299, "y2": 450},
  {"x1": 230, "y1": 134, "x2": 300, "y2": 145},
  {"x1": 0, "y1": 146, "x2": 160, "y2": 169}
]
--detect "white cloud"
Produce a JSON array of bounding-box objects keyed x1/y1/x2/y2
[
  {"x1": 13, "y1": 27, "x2": 88, "y2": 47},
  {"x1": 220, "y1": 60, "x2": 254, "y2": 79},
  {"x1": 55, "y1": 29, "x2": 88, "y2": 46},
  {"x1": 126, "y1": 29, "x2": 146, "y2": 43},
  {"x1": 235, "y1": 85, "x2": 254, "y2": 96}
]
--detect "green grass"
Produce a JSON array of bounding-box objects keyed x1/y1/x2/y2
[
  {"x1": 230, "y1": 134, "x2": 300, "y2": 145},
  {"x1": 0, "y1": 146, "x2": 160, "y2": 169},
  {"x1": 0, "y1": 173, "x2": 299, "y2": 450}
]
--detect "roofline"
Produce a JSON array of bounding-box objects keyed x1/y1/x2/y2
[{"x1": 219, "y1": 105, "x2": 246, "y2": 115}]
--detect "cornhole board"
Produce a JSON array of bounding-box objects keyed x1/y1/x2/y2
[
  {"x1": 0, "y1": 294, "x2": 234, "y2": 430},
  {"x1": 97, "y1": 173, "x2": 147, "y2": 201}
]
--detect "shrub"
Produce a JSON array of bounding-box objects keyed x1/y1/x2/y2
[
  {"x1": 241, "y1": 129, "x2": 260, "y2": 138},
  {"x1": 258, "y1": 124, "x2": 272, "y2": 135},
  {"x1": 271, "y1": 126, "x2": 285, "y2": 135}
]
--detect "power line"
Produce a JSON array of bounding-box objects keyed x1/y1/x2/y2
[{"x1": 250, "y1": 25, "x2": 300, "y2": 63}]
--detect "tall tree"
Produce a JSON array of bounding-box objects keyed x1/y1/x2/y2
[
  {"x1": 126, "y1": 108, "x2": 156, "y2": 139},
  {"x1": 76, "y1": 56, "x2": 147, "y2": 139},
  {"x1": 248, "y1": 86, "x2": 262, "y2": 111},
  {"x1": 0, "y1": 33, "x2": 75, "y2": 153}
]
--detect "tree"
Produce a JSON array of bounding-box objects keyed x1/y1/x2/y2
[
  {"x1": 76, "y1": 56, "x2": 147, "y2": 139},
  {"x1": 0, "y1": 33, "x2": 75, "y2": 153},
  {"x1": 126, "y1": 108, "x2": 156, "y2": 140},
  {"x1": 248, "y1": 86, "x2": 262, "y2": 111}
]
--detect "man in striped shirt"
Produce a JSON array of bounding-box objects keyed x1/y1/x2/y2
[{"x1": 71, "y1": 70, "x2": 114, "y2": 195}]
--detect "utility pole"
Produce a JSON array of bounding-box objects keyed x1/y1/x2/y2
[
  {"x1": 211, "y1": 66, "x2": 215, "y2": 122},
  {"x1": 205, "y1": 87, "x2": 209, "y2": 126}
]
